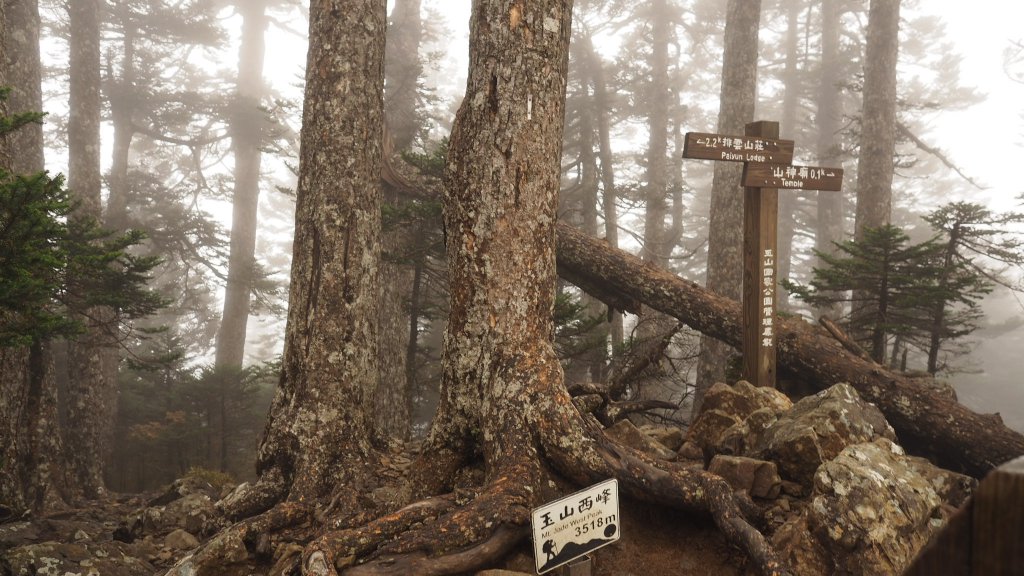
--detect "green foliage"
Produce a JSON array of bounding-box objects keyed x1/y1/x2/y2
[
  {"x1": 0, "y1": 92, "x2": 166, "y2": 347},
  {"x1": 401, "y1": 137, "x2": 448, "y2": 178},
  {"x1": 0, "y1": 172, "x2": 79, "y2": 345},
  {"x1": 786, "y1": 225, "x2": 946, "y2": 364},
  {"x1": 184, "y1": 466, "x2": 234, "y2": 487},
  {"x1": 553, "y1": 289, "x2": 610, "y2": 372},
  {"x1": 0, "y1": 175, "x2": 166, "y2": 346},
  {"x1": 918, "y1": 202, "x2": 1024, "y2": 372},
  {"x1": 789, "y1": 207, "x2": 1024, "y2": 373}
]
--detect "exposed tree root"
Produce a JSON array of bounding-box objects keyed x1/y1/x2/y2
[
  {"x1": 341, "y1": 525, "x2": 526, "y2": 576},
  {"x1": 535, "y1": 391, "x2": 789, "y2": 576},
  {"x1": 301, "y1": 496, "x2": 457, "y2": 573},
  {"x1": 299, "y1": 463, "x2": 539, "y2": 575}
]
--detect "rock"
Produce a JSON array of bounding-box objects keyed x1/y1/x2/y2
[
  {"x1": 605, "y1": 419, "x2": 677, "y2": 461},
  {"x1": 716, "y1": 407, "x2": 779, "y2": 456},
  {"x1": 686, "y1": 409, "x2": 741, "y2": 455},
  {"x1": 778, "y1": 438, "x2": 947, "y2": 575},
  {"x1": 639, "y1": 424, "x2": 685, "y2": 451},
  {"x1": 0, "y1": 521, "x2": 40, "y2": 552},
  {"x1": 161, "y1": 492, "x2": 215, "y2": 534},
  {"x1": 708, "y1": 455, "x2": 782, "y2": 499},
  {"x1": 476, "y1": 571, "x2": 534, "y2": 576},
  {"x1": 688, "y1": 381, "x2": 793, "y2": 459},
  {"x1": 1, "y1": 541, "x2": 155, "y2": 576},
  {"x1": 772, "y1": 514, "x2": 831, "y2": 576},
  {"x1": 677, "y1": 440, "x2": 703, "y2": 461},
  {"x1": 148, "y1": 475, "x2": 219, "y2": 507},
  {"x1": 164, "y1": 528, "x2": 200, "y2": 550},
  {"x1": 700, "y1": 380, "x2": 793, "y2": 420},
  {"x1": 904, "y1": 454, "x2": 976, "y2": 507},
  {"x1": 753, "y1": 383, "x2": 896, "y2": 488}
]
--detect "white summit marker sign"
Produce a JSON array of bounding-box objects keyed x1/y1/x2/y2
[{"x1": 530, "y1": 478, "x2": 620, "y2": 574}]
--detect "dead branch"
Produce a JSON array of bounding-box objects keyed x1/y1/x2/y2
[
  {"x1": 818, "y1": 316, "x2": 874, "y2": 362},
  {"x1": 897, "y1": 122, "x2": 985, "y2": 190}
]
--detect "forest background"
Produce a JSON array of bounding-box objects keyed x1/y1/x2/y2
[{"x1": 6, "y1": 0, "x2": 1024, "y2": 497}]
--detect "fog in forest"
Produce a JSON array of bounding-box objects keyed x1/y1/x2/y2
[{"x1": 5, "y1": 0, "x2": 1023, "y2": 495}]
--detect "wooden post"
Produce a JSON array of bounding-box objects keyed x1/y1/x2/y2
[
  {"x1": 682, "y1": 122, "x2": 839, "y2": 389},
  {"x1": 741, "y1": 121, "x2": 779, "y2": 388},
  {"x1": 971, "y1": 456, "x2": 1024, "y2": 574}
]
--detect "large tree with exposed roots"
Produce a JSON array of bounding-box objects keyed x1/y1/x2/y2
[{"x1": 170, "y1": 0, "x2": 790, "y2": 575}]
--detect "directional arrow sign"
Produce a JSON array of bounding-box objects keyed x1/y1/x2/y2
[
  {"x1": 683, "y1": 132, "x2": 795, "y2": 165},
  {"x1": 531, "y1": 479, "x2": 620, "y2": 574},
  {"x1": 743, "y1": 164, "x2": 844, "y2": 191}
]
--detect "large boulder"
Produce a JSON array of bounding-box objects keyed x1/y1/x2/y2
[
  {"x1": 752, "y1": 383, "x2": 895, "y2": 490},
  {"x1": 686, "y1": 380, "x2": 793, "y2": 458},
  {"x1": 605, "y1": 419, "x2": 677, "y2": 461},
  {"x1": 776, "y1": 438, "x2": 948, "y2": 576},
  {"x1": 700, "y1": 380, "x2": 793, "y2": 420},
  {"x1": 707, "y1": 455, "x2": 782, "y2": 499}
]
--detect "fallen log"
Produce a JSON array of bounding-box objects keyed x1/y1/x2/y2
[{"x1": 554, "y1": 222, "x2": 1024, "y2": 478}]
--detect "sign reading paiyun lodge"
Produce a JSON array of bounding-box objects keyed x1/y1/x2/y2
[
  {"x1": 683, "y1": 131, "x2": 795, "y2": 165},
  {"x1": 530, "y1": 478, "x2": 620, "y2": 574},
  {"x1": 683, "y1": 121, "x2": 843, "y2": 390}
]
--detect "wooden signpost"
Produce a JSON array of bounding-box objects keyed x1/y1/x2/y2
[{"x1": 683, "y1": 120, "x2": 843, "y2": 389}]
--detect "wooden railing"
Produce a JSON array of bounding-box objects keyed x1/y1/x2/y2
[{"x1": 903, "y1": 456, "x2": 1024, "y2": 575}]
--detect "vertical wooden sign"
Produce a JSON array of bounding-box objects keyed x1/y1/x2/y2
[
  {"x1": 683, "y1": 121, "x2": 842, "y2": 390},
  {"x1": 741, "y1": 121, "x2": 779, "y2": 389}
]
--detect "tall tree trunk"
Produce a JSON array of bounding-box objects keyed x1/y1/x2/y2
[
  {"x1": 374, "y1": 217, "x2": 413, "y2": 439},
  {"x1": 694, "y1": 0, "x2": 761, "y2": 416},
  {"x1": 66, "y1": 0, "x2": 116, "y2": 500},
  {"x1": 5, "y1": 0, "x2": 42, "y2": 174},
  {"x1": 384, "y1": 0, "x2": 422, "y2": 152},
  {"x1": 0, "y1": 0, "x2": 67, "y2": 513},
  {"x1": 371, "y1": 0, "x2": 426, "y2": 441},
  {"x1": 853, "y1": 0, "x2": 900, "y2": 239},
  {"x1": 0, "y1": 343, "x2": 67, "y2": 512},
  {"x1": 584, "y1": 31, "x2": 624, "y2": 353},
  {"x1": 814, "y1": 0, "x2": 845, "y2": 321},
  {"x1": 216, "y1": 0, "x2": 269, "y2": 369},
  {"x1": 577, "y1": 84, "x2": 609, "y2": 383},
  {"x1": 641, "y1": 0, "x2": 670, "y2": 271},
  {"x1": 776, "y1": 0, "x2": 800, "y2": 312},
  {"x1": 927, "y1": 230, "x2": 959, "y2": 374},
  {"x1": 852, "y1": 0, "x2": 900, "y2": 354},
  {"x1": 105, "y1": 6, "x2": 135, "y2": 231},
  {"x1": 220, "y1": 0, "x2": 386, "y2": 519}
]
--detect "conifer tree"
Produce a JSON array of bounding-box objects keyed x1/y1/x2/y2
[{"x1": 787, "y1": 224, "x2": 942, "y2": 364}]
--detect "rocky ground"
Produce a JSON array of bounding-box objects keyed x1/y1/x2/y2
[{"x1": 0, "y1": 382, "x2": 974, "y2": 576}]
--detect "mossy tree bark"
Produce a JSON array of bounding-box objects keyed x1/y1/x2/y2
[
  {"x1": 217, "y1": 0, "x2": 386, "y2": 520},
  {"x1": 0, "y1": 0, "x2": 69, "y2": 514},
  {"x1": 66, "y1": 0, "x2": 119, "y2": 501}
]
